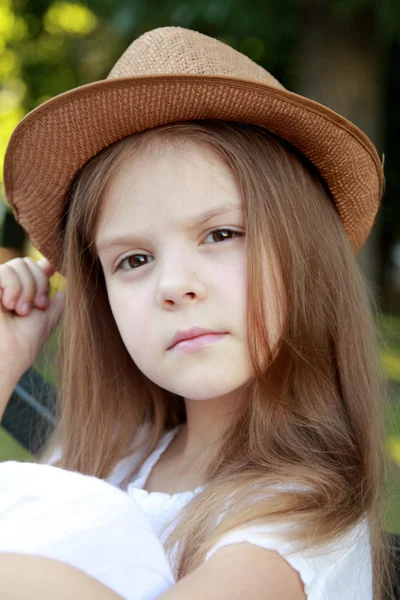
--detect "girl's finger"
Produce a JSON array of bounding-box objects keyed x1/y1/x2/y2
[
  {"x1": 0, "y1": 263, "x2": 23, "y2": 311},
  {"x1": 2, "y1": 259, "x2": 36, "y2": 315},
  {"x1": 36, "y1": 257, "x2": 56, "y2": 278},
  {"x1": 22, "y1": 257, "x2": 51, "y2": 308}
]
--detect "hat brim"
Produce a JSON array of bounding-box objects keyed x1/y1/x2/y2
[{"x1": 3, "y1": 74, "x2": 383, "y2": 272}]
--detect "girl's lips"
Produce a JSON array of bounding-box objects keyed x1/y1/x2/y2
[{"x1": 168, "y1": 333, "x2": 227, "y2": 352}]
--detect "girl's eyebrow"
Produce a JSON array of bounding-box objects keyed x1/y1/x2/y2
[
  {"x1": 185, "y1": 204, "x2": 243, "y2": 230},
  {"x1": 97, "y1": 204, "x2": 243, "y2": 253}
]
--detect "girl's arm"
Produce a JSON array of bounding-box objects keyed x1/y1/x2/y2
[
  {"x1": 0, "y1": 544, "x2": 306, "y2": 600},
  {"x1": 0, "y1": 553, "x2": 123, "y2": 600},
  {"x1": 0, "y1": 369, "x2": 21, "y2": 421},
  {"x1": 0, "y1": 257, "x2": 64, "y2": 422}
]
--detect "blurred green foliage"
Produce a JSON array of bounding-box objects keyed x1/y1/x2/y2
[{"x1": 0, "y1": 425, "x2": 32, "y2": 462}]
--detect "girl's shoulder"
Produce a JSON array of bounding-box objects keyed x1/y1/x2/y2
[{"x1": 205, "y1": 516, "x2": 371, "y2": 599}]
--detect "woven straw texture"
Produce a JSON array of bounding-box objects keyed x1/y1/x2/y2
[{"x1": 3, "y1": 26, "x2": 383, "y2": 272}]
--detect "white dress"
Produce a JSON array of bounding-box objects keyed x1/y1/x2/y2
[
  {"x1": 108, "y1": 425, "x2": 374, "y2": 600},
  {"x1": 0, "y1": 425, "x2": 373, "y2": 600}
]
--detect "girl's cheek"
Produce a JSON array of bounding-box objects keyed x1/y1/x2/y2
[
  {"x1": 220, "y1": 255, "x2": 247, "y2": 300},
  {"x1": 111, "y1": 302, "x2": 151, "y2": 362},
  {"x1": 116, "y1": 296, "x2": 150, "y2": 328}
]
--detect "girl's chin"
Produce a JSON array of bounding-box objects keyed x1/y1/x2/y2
[{"x1": 162, "y1": 382, "x2": 249, "y2": 402}]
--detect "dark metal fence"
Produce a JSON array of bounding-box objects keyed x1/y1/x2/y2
[{"x1": 2, "y1": 367, "x2": 57, "y2": 454}]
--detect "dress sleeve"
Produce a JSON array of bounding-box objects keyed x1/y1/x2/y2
[
  {"x1": 0, "y1": 461, "x2": 174, "y2": 600},
  {"x1": 204, "y1": 517, "x2": 372, "y2": 600}
]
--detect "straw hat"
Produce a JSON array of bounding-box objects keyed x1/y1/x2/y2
[{"x1": 3, "y1": 26, "x2": 384, "y2": 272}]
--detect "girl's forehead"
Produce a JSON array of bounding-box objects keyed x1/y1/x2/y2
[
  {"x1": 98, "y1": 141, "x2": 243, "y2": 223},
  {"x1": 115, "y1": 137, "x2": 233, "y2": 187}
]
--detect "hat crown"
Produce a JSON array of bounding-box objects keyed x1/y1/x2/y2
[{"x1": 108, "y1": 26, "x2": 284, "y2": 90}]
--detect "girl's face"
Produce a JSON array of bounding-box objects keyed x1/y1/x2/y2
[{"x1": 96, "y1": 139, "x2": 272, "y2": 402}]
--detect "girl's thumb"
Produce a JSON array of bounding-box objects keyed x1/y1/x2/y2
[{"x1": 45, "y1": 289, "x2": 66, "y2": 337}]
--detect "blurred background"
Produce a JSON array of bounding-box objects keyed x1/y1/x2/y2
[{"x1": 0, "y1": 0, "x2": 399, "y2": 534}]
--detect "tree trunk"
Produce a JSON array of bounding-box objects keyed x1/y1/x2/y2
[{"x1": 294, "y1": 1, "x2": 386, "y2": 302}]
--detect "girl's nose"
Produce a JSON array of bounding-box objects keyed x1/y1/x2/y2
[{"x1": 156, "y1": 272, "x2": 207, "y2": 308}]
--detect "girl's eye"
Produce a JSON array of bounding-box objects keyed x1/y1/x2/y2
[
  {"x1": 203, "y1": 228, "x2": 244, "y2": 244},
  {"x1": 115, "y1": 254, "x2": 154, "y2": 272},
  {"x1": 114, "y1": 228, "x2": 244, "y2": 272}
]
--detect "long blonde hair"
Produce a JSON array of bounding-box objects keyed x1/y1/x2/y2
[{"x1": 40, "y1": 120, "x2": 392, "y2": 597}]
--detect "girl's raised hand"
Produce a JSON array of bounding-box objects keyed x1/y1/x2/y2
[{"x1": 0, "y1": 257, "x2": 65, "y2": 379}]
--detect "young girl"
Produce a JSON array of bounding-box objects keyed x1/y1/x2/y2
[{"x1": 0, "y1": 26, "x2": 393, "y2": 600}]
